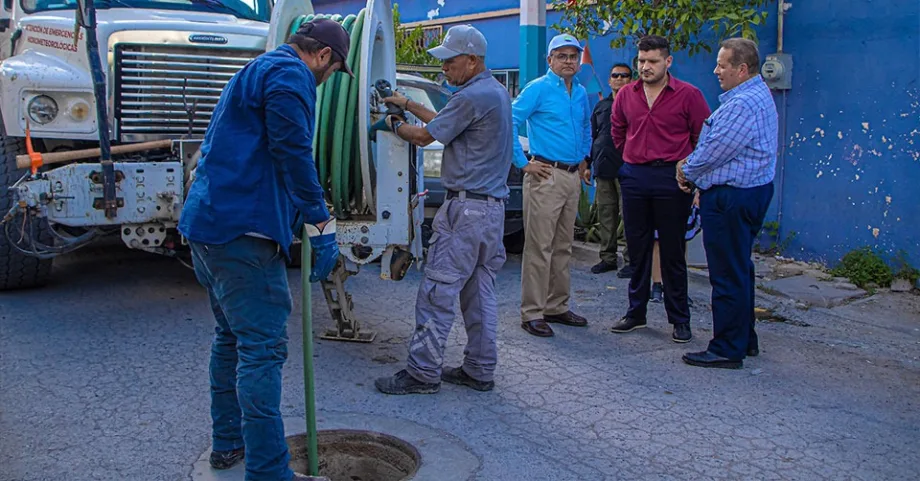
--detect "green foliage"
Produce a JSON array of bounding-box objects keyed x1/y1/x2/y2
[
  {"x1": 575, "y1": 184, "x2": 601, "y2": 244},
  {"x1": 830, "y1": 247, "x2": 894, "y2": 289},
  {"x1": 893, "y1": 250, "x2": 920, "y2": 284},
  {"x1": 393, "y1": 3, "x2": 444, "y2": 66},
  {"x1": 755, "y1": 220, "x2": 797, "y2": 256},
  {"x1": 552, "y1": 0, "x2": 772, "y2": 56}
]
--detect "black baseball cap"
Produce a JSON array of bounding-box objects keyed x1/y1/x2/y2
[{"x1": 295, "y1": 19, "x2": 354, "y2": 77}]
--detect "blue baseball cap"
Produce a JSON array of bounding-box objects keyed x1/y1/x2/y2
[
  {"x1": 428, "y1": 25, "x2": 488, "y2": 60},
  {"x1": 548, "y1": 33, "x2": 583, "y2": 53}
]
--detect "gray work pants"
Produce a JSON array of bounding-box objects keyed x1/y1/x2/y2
[{"x1": 407, "y1": 196, "x2": 506, "y2": 384}]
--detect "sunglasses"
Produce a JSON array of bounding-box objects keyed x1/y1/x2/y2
[{"x1": 610, "y1": 73, "x2": 631, "y2": 79}]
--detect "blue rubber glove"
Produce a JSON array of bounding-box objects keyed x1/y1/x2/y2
[{"x1": 305, "y1": 217, "x2": 339, "y2": 283}]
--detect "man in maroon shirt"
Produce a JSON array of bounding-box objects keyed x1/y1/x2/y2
[{"x1": 609, "y1": 35, "x2": 711, "y2": 343}]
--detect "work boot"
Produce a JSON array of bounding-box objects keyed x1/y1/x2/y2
[
  {"x1": 650, "y1": 282, "x2": 664, "y2": 303},
  {"x1": 209, "y1": 447, "x2": 244, "y2": 470},
  {"x1": 375, "y1": 369, "x2": 440, "y2": 395},
  {"x1": 591, "y1": 260, "x2": 618, "y2": 274},
  {"x1": 441, "y1": 366, "x2": 494, "y2": 392}
]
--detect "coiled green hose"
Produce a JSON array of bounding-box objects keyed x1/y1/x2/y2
[{"x1": 290, "y1": 10, "x2": 367, "y2": 218}]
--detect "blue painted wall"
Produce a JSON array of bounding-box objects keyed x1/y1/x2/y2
[{"x1": 316, "y1": 0, "x2": 920, "y2": 267}]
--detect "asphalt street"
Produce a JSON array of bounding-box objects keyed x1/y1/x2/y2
[{"x1": 2, "y1": 244, "x2": 919, "y2": 480}]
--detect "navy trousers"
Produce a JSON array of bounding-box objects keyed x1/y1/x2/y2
[
  {"x1": 619, "y1": 162, "x2": 693, "y2": 325},
  {"x1": 699, "y1": 183, "x2": 774, "y2": 360}
]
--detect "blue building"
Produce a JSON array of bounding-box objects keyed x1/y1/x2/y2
[{"x1": 316, "y1": 0, "x2": 920, "y2": 268}]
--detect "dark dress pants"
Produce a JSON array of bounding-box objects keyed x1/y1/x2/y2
[
  {"x1": 700, "y1": 183, "x2": 774, "y2": 360},
  {"x1": 618, "y1": 162, "x2": 693, "y2": 324}
]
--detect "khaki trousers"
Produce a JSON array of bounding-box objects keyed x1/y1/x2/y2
[
  {"x1": 520, "y1": 168, "x2": 581, "y2": 321},
  {"x1": 595, "y1": 178, "x2": 623, "y2": 264}
]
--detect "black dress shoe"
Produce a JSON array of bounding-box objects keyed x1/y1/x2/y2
[
  {"x1": 522, "y1": 320, "x2": 554, "y2": 337},
  {"x1": 747, "y1": 347, "x2": 760, "y2": 357},
  {"x1": 610, "y1": 316, "x2": 646, "y2": 333},
  {"x1": 682, "y1": 350, "x2": 742, "y2": 369},
  {"x1": 617, "y1": 265, "x2": 635, "y2": 279},
  {"x1": 209, "y1": 447, "x2": 245, "y2": 470},
  {"x1": 672, "y1": 323, "x2": 692, "y2": 343},
  {"x1": 544, "y1": 311, "x2": 588, "y2": 327},
  {"x1": 591, "y1": 260, "x2": 618, "y2": 274}
]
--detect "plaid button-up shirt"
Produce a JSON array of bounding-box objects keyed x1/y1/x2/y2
[{"x1": 682, "y1": 75, "x2": 778, "y2": 190}]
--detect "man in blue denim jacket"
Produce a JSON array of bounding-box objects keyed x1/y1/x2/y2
[{"x1": 178, "y1": 19, "x2": 350, "y2": 481}]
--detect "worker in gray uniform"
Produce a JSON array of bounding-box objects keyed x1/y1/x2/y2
[{"x1": 374, "y1": 24, "x2": 512, "y2": 395}]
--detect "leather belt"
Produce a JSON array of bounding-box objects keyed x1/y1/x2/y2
[
  {"x1": 645, "y1": 159, "x2": 675, "y2": 167},
  {"x1": 446, "y1": 190, "x2": 498, "y2": 202},
  {"x1": 533, "y1": 156, "x2": 580, "y2": 173}
]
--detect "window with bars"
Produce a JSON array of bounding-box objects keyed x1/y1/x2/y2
[
  {"x1": 421, "y1": 26, "x2": 442, "y2": 49},
  {"x1": 402, "y1": 25, "x2": 443, "y2": 50},
  {"x1": 492, "y1": 70, "x2": 521, "y2": 98}
]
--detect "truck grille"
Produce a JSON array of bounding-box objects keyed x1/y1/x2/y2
[{"x1": 114, "y1": 44, "x2": 261, "y2": 141}]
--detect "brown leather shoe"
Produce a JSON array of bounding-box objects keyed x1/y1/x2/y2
[
  {"x1": 521, "y1": 320, "x2": 554, "y2": 337},
  {"x1": 544, "y1": 311, "x2": 588, "y2": 327}
]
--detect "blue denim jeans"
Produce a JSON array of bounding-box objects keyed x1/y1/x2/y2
[{"x1": 190, "y1": 236, "x2": 294, "y2": 481}]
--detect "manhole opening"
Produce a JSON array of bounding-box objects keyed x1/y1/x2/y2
[{"x1": 287, "y1": 429, "x2": 421, "y2": 481}]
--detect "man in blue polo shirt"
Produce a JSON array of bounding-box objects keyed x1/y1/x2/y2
[
  {"x1": 512, "y1": 34, "x2": 592, "y2": 338},
  {"x1": 179, "y1": 19, "x2": 350, "y2": 481}
]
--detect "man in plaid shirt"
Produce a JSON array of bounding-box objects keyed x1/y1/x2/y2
[{"x1": 677, "y1": 38, "x2": 778, "y2": 369}]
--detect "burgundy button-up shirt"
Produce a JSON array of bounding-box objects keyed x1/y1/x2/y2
[{"x1": 610, "y1": 75, "x2": 711, "y2": 164}]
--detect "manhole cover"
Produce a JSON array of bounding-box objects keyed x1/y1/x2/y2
[{"x1": 287, "y1": 430, "x2": 421, "y2": 481}]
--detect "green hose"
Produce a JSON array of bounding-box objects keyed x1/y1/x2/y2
[
  {"x1": 290, "y1": 11, "x2": 368, "y2": 218},
  {"x1": 300, "y1": 228, "x2": 319, "y2": 476}
]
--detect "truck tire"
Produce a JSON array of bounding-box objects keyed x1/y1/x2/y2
[{"x1": 0, "y1": 124, "x2": 53, "y2": 290}]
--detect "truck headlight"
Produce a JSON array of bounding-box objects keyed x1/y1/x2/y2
[
  {"x1": 423, "y1": 149, "x2": 442, "y2": 178},
  {"x1": 67, "y1": 99, "x2": 91, "y2": 122},
  {"x1": 28, "y1": 95, "x2": 59, "y2": 125}
]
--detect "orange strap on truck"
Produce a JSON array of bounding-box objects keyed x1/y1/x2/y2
[{"x1": 25, "y1": 119, "x2": 43, "y2": 175}]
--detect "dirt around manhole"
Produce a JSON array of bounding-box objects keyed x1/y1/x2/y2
[{"x1": 287, "y1": 430, "x2": 421, "y2": 481}]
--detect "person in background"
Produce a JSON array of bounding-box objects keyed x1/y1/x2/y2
[
  {"x1": 511, "y1": 33, "x2": 592, "y2": 338},
  {"x1": 678, "y1": 38, "x2": 778, "y2": 369},
  {"x1": 609, "y1": 35, "x2": 711, "y2": 343},
  {"x1": 586, "y1": 63, "x2": 633, "y2": 276}
]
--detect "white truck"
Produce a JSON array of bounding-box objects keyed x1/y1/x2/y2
[{"x1": 0, "y1": 0, "x2": 423, "y2": 342}]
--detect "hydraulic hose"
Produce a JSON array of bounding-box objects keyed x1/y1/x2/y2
[{"x1": 290, "y1": 10, "x2": 368, "y2": 218}]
